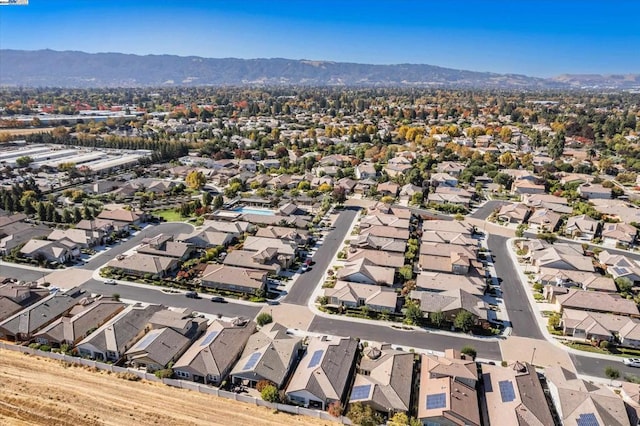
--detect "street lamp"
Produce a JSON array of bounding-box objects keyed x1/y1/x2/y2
[{"x1": 531, "y1": 347, "x2": 536, "y2": 365}]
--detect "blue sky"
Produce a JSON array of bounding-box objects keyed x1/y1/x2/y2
[{"x1": 1, "y1": 0, "x2": 638, "y2": 77}]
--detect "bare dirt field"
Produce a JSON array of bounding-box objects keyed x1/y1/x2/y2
[
  {"x1": 0, "y1": 128, "x2": 55, "y2": 136},
  {"x1": 0, "y1": 348, "x2": 334, "y2": 426}
]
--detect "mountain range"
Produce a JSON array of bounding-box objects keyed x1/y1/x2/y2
[{"x1": 0, "y1": 49, "x2": 638, "y2": 89}]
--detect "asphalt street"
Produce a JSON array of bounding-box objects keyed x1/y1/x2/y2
[
  {"x1": 469, "y1": 200, "x2": 510, "y2": 220},
  {"x1": 0, "y1": 264, "x2": 49, "y2": 282},
  {"x1": 309, "y1": 316, "x2": 503, "y2": 360},
  {"x1": 571, "y1": 353, "x2": 640, "y2": 381},
  {"x1": 81, "y1": 278, "x2": 261, "y2": 319},
  {"x1": 284, "y1": 208, "x2": 358, "y2": 305},
  {"x1": 487, "y1": 234, "x2": 544, "y2": 340}
]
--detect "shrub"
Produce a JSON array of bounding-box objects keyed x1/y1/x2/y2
[
  {"x1": 39, "y1": 345, "x2": 52, "y2": 352},
  {"x1": 461, "y1": 346, "x2": 477, "y2": 360},
  {"x1": 261, "y1": 384, "x2": 280, "y2": 403},
  {"x1": 256, "y1": 379, "x2": 273, "y2": 392},
  {"x1": 599, "y1": 340, "x2": 611, "y2": 350},
  {"x1": 256, "y1": 312, "x2": 273, "y2": 326},
  {"x1": 605, "y1": 366, "x2": 620, "y2": 381},
  {"x1": 532, "y1": 283, "x2": 544, "y2": 293},
  {"x1": 154, "y1": 368, "x2": 173, "y2": 379},
  {"x1": 116, "y1": 372, "x2": 141, "y2": 381},
  {"x1": 327, "y1": 401, "x2": 343, "y2": 417},
  {"x1": 501, "y1": 361, "x2": 508, "y2": 367},
  {"x1": 28, "y1": 343, "x2": 40, "y2": 350}
]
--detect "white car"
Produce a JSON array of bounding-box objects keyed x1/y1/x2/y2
[
  {"x1": 623, "y1": 358, "x2": 640, "y2": 367},
  {"x1": 104, "y1": 279, "x2": 117, "y2": 285}
]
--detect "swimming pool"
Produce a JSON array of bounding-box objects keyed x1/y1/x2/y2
[{"x1": 232, "y1": 207, "x2": 276, "y2": 216}]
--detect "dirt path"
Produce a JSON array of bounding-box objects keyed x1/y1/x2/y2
[{"x1": 0, "y1": 348, "x2": 334, "y2": 426}]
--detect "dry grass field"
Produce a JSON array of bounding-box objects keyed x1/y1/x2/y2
[
  {"x1": 0, "y1": 348, "x2": 334, "y2": 426},
  {"x1": 0, "y1": 128, "x2": 55, "y2": 136}
]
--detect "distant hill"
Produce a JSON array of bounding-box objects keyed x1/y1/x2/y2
[
  {"x1": 548, "y1": 73, "x2": 640, "y2": 89},
  {"x1": 0, "y1": 49, "x2": 637, "y2": 89}
]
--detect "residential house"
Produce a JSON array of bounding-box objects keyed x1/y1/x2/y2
[
  {"x1": 242, "y1": 236, "x2": 297, "y2": 266},
  {"x1": 602, "y1": 222, "x2": 637, "y2": 247},
  {"x1": 255, "y1": 226, "x2": 311, "y2": 247},
  {"x1": 97, "y1": 208, "x2": 143, "y2": 230},
  {"x1": 416, "y1": 273, "x2": 486, "y2": 297},
  {"x1": 351, "y1": 235, "x2": 407, "y2": 253},
  {"x1": 125, "y1": 327, "x2": 191, "y2": 372},
  {"x1": 512, "y1": 179, "x2": 546, "y2": 195},
  {"x1": 107, "y1": 253, "x2": 178, "y2": 278},
  {"x1": 136, "y1": 234, "x2": 194, "y2": 261},
  {"x1": 481, "y1": 362, "x2": 554, "y2": 426},
  {"x1": 578, "y1": 183, "x2": 611, "y2": 200},
  {"x1": 337, "y1": 258, "x2": 395, "y2": 286},
  {"x1": 556, "y1": 289, "x2": 639, "y2": 317},
  {"x1": 421, "y1": 231, "x2": 477, "y2": 247},
  {"x1": 360, "y1": 225, "x2": 410, "y2": 241},
  {"x1": 223, "y1": 249, "x2": 282, "y2": 274},
  {"x1": 565, "y1": 214, "x2": 600, "y2": 240},
  {"x1": 600, "y1": 255, "x2": 640, "y2": 284},
  {"x1": 430, "y1": 173, "x2": 458, "y2": 188},
  {"x1": 531, "y1": 244, "x2": 594, "y2": 272},
  {"x1": 410, "y1": 289, "x2": 489, "y2": 328},
  {"x1": 436, "y1": 161, "x2": 465, "y2": 177},
  {"x1": 418, "y1": 243, "x2": 477, "y2": 275},
  {"x1": 545, "y1": 366, "x2": 631, "y2": 426},
  {"x1": 522, "y1": 193, "x2": 570, "y2": 210},
  {"x1": 199, "y1": 220, "x2": 254, "y2": 239},
  {"x1": 285, "y1": 336, "x2": 358, "y2": 410},
  {"x1": 76, "y1": 304, "x2": 164, "y2": 362},
  {"x1": 399, "y1": 184, "x2": 423, "y2": 199},
  {"x1": 349, "y1": 344, "x2": 413, "y2": 416},
  {"x1": 345, "y1": 248, "x2": 406, "y2": 269},
  {"x1": 239, "y1": 159, "x2": 257, "y2": 172},
  {"x1": 201, "y1": 265, "x2": 267, "y2": 294},
  {"x1": 0, "y1": 222, "x2": 50, "y2": 256},
  {"x1": 422, "y1": 220, "x2": 473, "y2": 236},
  {"x1": 33, "y1": 297, "x2": 125, "y2": 347},
  {"x1": 377, "y1": 182, "x2": 400, "y2": 197},
  {"x1": 47, "y1": 228, "x2": 101, "y2": 249},
  {"x1": 497, "y1": 204, "x2": 530, "y2": 224},
  {"x1": 173, "y1": 320, "x2": 256, "y2": 386},
  {"x1": 0, "y1": 287, "x2": 86, "y2": 342},
  {"x1": 146, "y1": 308, "x2": 208, "y2": 338},
  {"x1": 175, "y1": 227, "x2": 234, "y2": 249},
  {"x1": 417, "y1": 350, "x2": 481, "y2": 426},
  {"x1": 230, "y1": 322, "x2": 303, "y2": 389},
  {"x1": 324, "y1": 281, "x2": 398, "y2": 312},
  {"x1": 20, "y1": 238, "x2": 78, "y2": 264},
  {"x1": 561, "y1": 308, "x2": 640, "y2": 346},
  {"x1": 591, "y1": 199, "x2": 640, "y2": 224},
  {"x1": 355, "y1": 163, "x2": 377, "y2": 180},
  {"x1": 359, "y1": 214, "x2": 411, "y2": 230},
  {"x1": 527, "y1": 208, "x2": 561, "y2": 232},
  {"x1": 537, "y1": 267, "x2": 617, "y2": 292}
]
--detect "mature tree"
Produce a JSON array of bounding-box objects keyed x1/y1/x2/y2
[
  {"x1": 346, "y1": 402, "x2": 382, "y2": 426},
  {"x1": 332, "y1": 186, "x2": 347, "y2": 203},
  {"x1": 15, "y1": 156, "x2": 33, "y2": 168},
  {"x1": 404, "y1": 301, "x2": 423, "y2": 325},
  {"x1": 202, "y1": 191, "x2": 213, "y2": 206},
  {"x1": 548, "y1": 130, "x2": 566, "y2": 160},
  {"x1": 454, "y1": 311, "x2": 475, "y2": 333},
  {"x1": 615, "y1": 277, "x2": 633, "y2": 294},
  {"x1": 213, "y1": 195, "x2": 224, "y2": 209},
  {"x1": 185, "y1": 170, "x2": 207, "y2": 190},
  {"x1": 430, "y1": 310, "x2": 445, "y2": 327}
]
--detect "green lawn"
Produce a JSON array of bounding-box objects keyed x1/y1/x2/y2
[{"x1": 153, "y1": 209, "x2": 186, "y2": 222}]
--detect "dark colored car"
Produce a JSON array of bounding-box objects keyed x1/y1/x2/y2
[
  {"x1": 211, "y1": 296, "x2": 226, "y2": 303},
  {"x1": 185, "y1": 291, "x2": 199, "y2": 299}
]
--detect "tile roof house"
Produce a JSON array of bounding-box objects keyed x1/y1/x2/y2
[
  {"x1": 75, "y1": 304, "x2": 164, "y2": 362},
  {"x1": 351, "y1": 235, "x2": 407, "y2": 253},
  {"x1": 201, "y1": 264, "x2": 267, "y2": 294},
  {"x1": 20, "y1": 238, "x2": 78, "y2": 264},
  {"x1": 481, "y1": 362, "x2": 554, "y2": 426},
  {"x1": 418, "y1": 243, "x2": 477, "y2": 275},
  {"x1": 410, "y1": 289, "x2": 489, "y2": 328},
  {"x1": 348, "y1": 344, "x2": 414, "y2": 415},
  {"x1": 578, "y1": 183, "x2": 612, "y2": 200},
  {"x1": 537, "y1": 267, "x2": 617, "y2": 292},
  {"x1": 556, "y1": 289, "x2": 639, "y2": 317},
  {"x1": 0, "y1": 222, "x2": 51, "y2": 256},
  {"x1": 600, "y1": 254, "x2": 640, "y2": 284},
  {"x1": 33, "y1": 297, "x2": 125, "y2": 347},
  {"x1": 497, "y1": 203, "x2": 531, "y2": 224},
  {"x1": 0, "y1": 287, "x2": 86, "y2": 342},
  {"x1": 345, "y1": 248, "x2": 406, "y2": 269},
  {"x1": 421, "y1": 231, "x2": 477, "y2": 246},
  {"x1": 422, "y1": 220, "x2": 473, "y2": 235},
  {"x1": 561, "y1": 308, "x2": 640, "y2": 346},
  {"x1": 255, "y1": 226, "x2": 310, "y2": 246},
  {"x1": 377, "y1": 182, "x2": 400, "y2": 197},
  {"x1": 531, "y1": 244, "x2": 594, "y2": 272},
  {"x1": 527, "y1": 208, "x2": 562, "y2": 232},
  {"x1": 230, "y1": 322, "x2": 302, "y2": 389},
  {"x1": 512, "y1": 179, "x2": 545, "y2": 195},
  {"x1": 136, "y1": 234, "x2": 194, "y2": 260},
  {"x1": 545, "y1": 366, "x2": 631, "y2": 426},
  {"x1": 97, "y1": 208, "x2": 143, "y2": 228},
  {"x1": 200, "y1": 220, "x2": 254, "y2": 238},
  {"x1": 223, "y1": 249, "x2": 282, "y2": 274},
  {"x1": 285, "y1": 336, "x2": 358, "y2": 410},
  {"x1": 565, "y1": 214, "x2": 600, "y2": 240},
  {"x1": 175, "y1": 227, "x2": 235, "y2": 248},
  {"x1": 417, "y1": 350, "x2": 481, "y2": 426},
  {"x1": 360, "y1": 214, "x2": 411, "y2": 230},
  {"x1": 125, "y1": 326, "x2": 192, "y2": 372},
  {"x1": 324, "y1": 281, "x2": 398, "y2": 312},
  {"x1": 47, "y1": 228, "x2": 101, "y2": 248},
  {"x1": 337, "y1": 258, "x2": 396, "y2": 286},
  {"x1": 436, "y1": 161, "x2": 465, "y2": 176},
  {"x1": 107, "y1": 253, "x2": 179, "y2": 277},
  {"x1": 430, "y1": 173, "x2": 458, "y2": 188},
  {"x1": 355, "y1": 163, "x2": 377, "y2": 180},
  {"x1": 416, "y1": 273, "x2": 486, "y2": 297},
  {"x1": 173, "y1": 320, "x2": 256, "y2": 387},
  {"x1": 360, "y1": 225, "x2": 410, "y2": 241},
  {"x1": 602, "y1": 222, "x2": 637, "y2": 247}
]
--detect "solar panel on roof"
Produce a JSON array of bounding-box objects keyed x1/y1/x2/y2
[
  {"x1": 426, "y1": 392, "x2": 446, "y2": 410},
  {"x1": 308, "y1": 349, "x2": 324, "y2": 368},
  {"x1": 134, "y1": 330, "x2": 160, "y2": 350},
  {"x1": 350, "y1": 384, "x2": 371, "y2": 401},
  {"x1": 200, "y1": 331, "x2": 219, "y2": 347},
  {"x1": 242, "y1": 352, "x2": 262, "y2": 370},
  {"x1": 576, "y1": 413, "x2": 599, "y2": 426},
  {"x1": 498, "y1": 380, "x2": 516, "y2": 403}
]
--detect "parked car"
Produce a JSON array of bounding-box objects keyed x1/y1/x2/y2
[
  {"x1": 211, "y1": 296, "x2": 226, "y2": 303},
  {"x1": 301, "y1": 264, "x2": 309, "y2": 272},
  {"x1": 185, "y1": 291, "x2": 199, "y2": 299},
  {"x1": 104, "y1": 279, "x2": 116, "y2": 285},
  {"x1": 623, "y1": 358, "x2": 640, "y2": 367}
]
